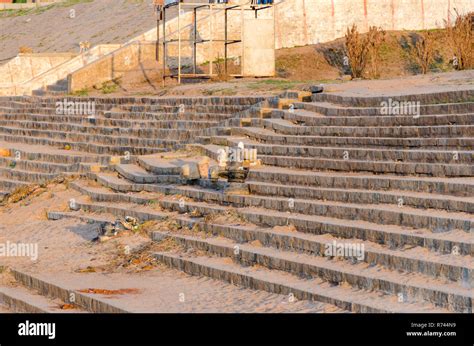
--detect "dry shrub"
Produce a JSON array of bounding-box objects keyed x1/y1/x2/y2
[
  {"x1": 407, "y1": 32, "x2": 436, "y2": 74},
  {"x1": 366, "y1": 27, "x2": 386, "y2": 78},
  {"x1": 212, "y1": 53, "x2": 230, "y2": 82},
  {"x1": 345, "y1": 25, "x2": 385, "y2": 79},
  {"x1": 345, "y1": 24, "x2": 369, "y2": 78},
  {"x1": 445, "y1": 11, "x2": 473, "y2": 70}
]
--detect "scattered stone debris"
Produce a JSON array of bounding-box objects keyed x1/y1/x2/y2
[{"x1": 94, "y1": 216, "x2": 140, "y2": 242}]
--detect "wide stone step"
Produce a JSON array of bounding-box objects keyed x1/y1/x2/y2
[
  {"x1": 103, "y1": 111, "x2": 232, "y2": 122},
  {"x1": 235, "y1": 127, "x2": 474, "y2": 148},
  {"x1": 259, "y1": 154, "x2": 473, "y2": 177},
  {"x1": 160, "y1": 226, "x2": 473, "y2": 283},
  {"x1": 0, "y1": 157, "x2": 79, "y2": 174},
  {"x1": 118, "y1": 104, "x2": 255, "y2": 114},
  {"x1": 0, "y1": 117, "x2": 218, "y2": 130},
  {"x1": 0, "y1": 125, "x2": 181, "y2": 148},
  {"x1": 312, "y1": 90, "x2": 473, "y2": 107},
  {"x1": 295, "y1": 101, "x2": 473, "y2": 116},
  {"x1": 196, "y1": 143, "x2": 473, "y2": 177},
  {"x1": 49, "y1": 208, "x2": 470, "y2": 283},
  {"x1": 114, "y1": 164, "x2": 180, "y2": 184},
  {"x1": 262, "y1": 119, "x2": 474, "y2": 138},
  {"x1": 0, "y1": 133, "x2": 170, "y2": 156},
  {"x1": 273, "y1": 108, "x2": 474, "y2": 127},
  {"x1": 130, "y1": 182, "x2": 473, "y2": 232},
  {"x1": 221, "y1": 137, "x2": 473, "y2": 164},
  {"x1": 0, "y1": 166, "x2": 58, "y2": 183},
  {"x1": 0, "y1": 285, "x2": 82, "y2": 313},
  {"x1": 154, "y1": 251, "x2": 447, "y2": 313},
  {"x1": 0, "y1": 177, "x2": 28, "y2": 192},
  {"x1": 248, "y1": 166, "x2": 474, "y2": 197},
  {"x1": 0, "y1": 144, "x2": 109, "y2": 165},
  {"x1": 0, "y1": 120, "x2": 195, "y2": 140},
  {"x1": 72, "y1": 184, "x2": 473, "y2": 256},
  {"x1": 153, "y1": 234, "x2": 472, "y2": 312},
  {"x1": 246, "y1": 180, "x2": 474, "y2": 213}
]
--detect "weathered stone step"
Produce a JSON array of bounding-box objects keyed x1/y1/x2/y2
[
  {"x1": 259, "y1": 154, "x2": 473, "y2": 177},
  {"x1": 127, "y1": 181, "x2": 473, "y2": 232},
  {"x1": 97, "y1": 171, "x2": 182, "y2": 189},
  {"x1": 137, "y1": 156, "x2": 187, "y2": 175},
  {"x1": 0, "y1": 177, "x2": 29, "y2": 191},
  {"x1": 221, "y1": 136, "x2": 474, "y2": 164},
  {"x1": 49, "y1": 208, "x2": 470, "y2": 283},
  {"x1": 159, "y1": 182, "x2": 472, "y2": 232},
  {"x1": 246, "y1": 180, "x2": 474, "y2": 213},
  {"x1": 248, "y1": 166, "x2": 474, "y2": 197},
  {"x1": 114, "y1": 164, "x2": 179, "y2": 184},
  {"x1": 0, "y1": 284, "x2": 82, "y2": 313},
  {"x1": 159, "y1": 225, "x2": 473, "y2": 283},
  {"x1": 274, "y1": 108, "x2": 474, "y2": 127},
  {"x1": 0, "y1": 120, "x2": 195, "y2": 140},
  {"x1": 235, "y1": 127, "x2": 474, "y2": 148},
  {"x1": 262, "y1": 119, "x2": 474, "y2": 138},
  {"x1": 0, "y1": 117, "x2": 218, "y2": 130},
  {"x1": 0, "y1": 125, "x2": 181, "y2": 148},
  {"x1": 72, "y1": 183, "x2": 473, "y2": 256},
  {"x1": 311, "y1": 90, "x2": 474, "y2": 107},
  {"x1": 0, "y1": 166, "x2": 58, "y2": 183},
  {"x1": 118, "y1": 104, "x2": 254, "y2": 114},
  {"x1": 0, "y1": 146, "x2": 108, "y2": 165},
  {"x1": 0, "y1": 133, "x2": 170, "y2": 156},
  {"x1": 154, "y1": 251, "x2": 447, "y2": 313},
  {"x1": 0, "y1": 157, "x2": 79, "y2": 174},
  {"x1": 295, "y1": 101, "x2": 473, "y2": 116},
  {"x1": 103, "y1": 111, "x2": 232, "y2": 122},
  {"x1": 196, "y1": 143, "x2": 474, "y2": 177},
  {"x1": 160, "y1": 233, "x2": 473, "y2": 311},
  {"x1": 9, "y1": 269, "x2": 128, "y2": 313}
]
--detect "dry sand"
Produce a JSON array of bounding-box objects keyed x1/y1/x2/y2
[{"x1": 0, "y1": 180, "x2": 338, "y2": 312}]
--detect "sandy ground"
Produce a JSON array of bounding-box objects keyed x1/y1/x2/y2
[
  {"x1": 0, "y1": 180, "x2": 337, "y2": 313},
  {"x1": 321, "y1": 70, "x2": 474, "y2": 97},
  {"x1": 0, "y1": 0, "x2": 157, "y2": 61},
  {"x1": 81, "y1": 70, "x2": 474, "y2": 99}
]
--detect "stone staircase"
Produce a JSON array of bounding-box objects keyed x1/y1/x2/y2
[
  {"x1": 0, "y1": 89, "x2": 472, "y2": 313},
  {"x1": 0, "y1": 95, "x2": 266, "y2": 197}
]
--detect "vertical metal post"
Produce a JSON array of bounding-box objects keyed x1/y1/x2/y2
[
  {"x1": 209, "y1": 4, "x2": 213, "y2": 77},
  {"x1": 193, "y1": 7, "x2": 197, "y2": 74},
  {"x1": 178, "y1": 2, "x2": 182, "y2": 84},
  {"x1": 224, "y1": 7, "x2": 228, "y2": 75},
  {"x1": 156, "y1": 15, "x2": 160, "y2": 61},
  {"x1": 162, "y1": 6, "x2": 166, "y2": 87},
  {"x1": 241, "y1": 4, "x2": 244, "y2": 77}
]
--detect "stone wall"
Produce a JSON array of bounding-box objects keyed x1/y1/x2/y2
[{"x1": 274, "y1": 0, "x2": 473, "y2": 48}]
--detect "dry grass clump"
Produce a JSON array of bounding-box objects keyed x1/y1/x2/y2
[
  {"x1": 445, "y1": 11, "x2": 473, "y2": 70},
  {"x1": 204, "y1": 210, "x2": 248, "y2": 225},
  {"x1": 345, "y1": 25, "x2": 386, "y2": 79}
]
